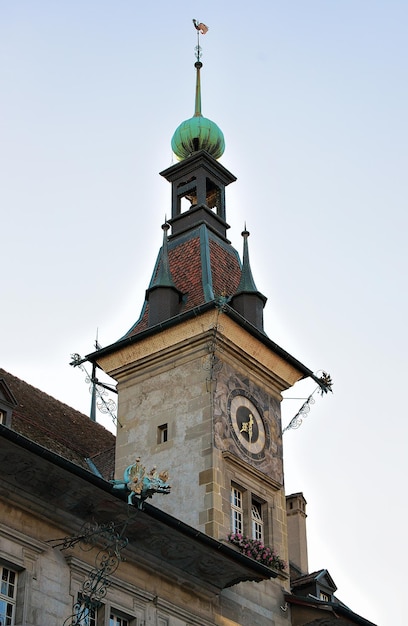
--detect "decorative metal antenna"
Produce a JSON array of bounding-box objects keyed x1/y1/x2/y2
[
  {"x1": 282, "y1": 371, "x2": 333, "y2": 435},
  {"x1": 70, "y1": 338, "x2": 120, "y2": 427}
]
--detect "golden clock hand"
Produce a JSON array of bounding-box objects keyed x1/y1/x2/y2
[
  {"x1": 240, "y1": 413, "x2": 254, "y2": 444},
  {"x1": 248, "y1": 413, "x2": 254, "y2": 444}
]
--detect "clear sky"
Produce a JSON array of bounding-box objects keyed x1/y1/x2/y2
[{"x1": 1, "y1": 2, "x2": 407, "y2": 624}]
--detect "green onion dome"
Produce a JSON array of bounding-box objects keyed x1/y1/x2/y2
[
  {"x1": 171, "y1": 61, "x2": 225, "y2": 161},
  {"x1": 171, "y1": 116, "x2": 225, "y2": 161}
]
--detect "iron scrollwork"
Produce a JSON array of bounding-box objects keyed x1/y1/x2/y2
[{"x1": 49, "y1": 520, "x2": 129, "y2": 625}]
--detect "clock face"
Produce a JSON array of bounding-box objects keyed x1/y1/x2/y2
[{"x1": 228, "y1": 390, "x2": 268, "y2": 459}]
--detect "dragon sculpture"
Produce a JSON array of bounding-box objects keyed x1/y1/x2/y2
[{"x1": 111, "y1": 458, "x2": 171, "y2": 508}]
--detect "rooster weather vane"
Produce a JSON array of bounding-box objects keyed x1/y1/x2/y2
[{"x1": 192, "y1": 18, "x2": 208, "y2": 62}]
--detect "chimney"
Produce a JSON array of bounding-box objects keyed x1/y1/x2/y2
[{"x1": 286, "y1": 492, "x2": 308, "y2": 575}]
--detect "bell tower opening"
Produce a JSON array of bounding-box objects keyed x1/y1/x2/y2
[{"x1": 173, "y1": 170, "x2": 226, "y2": 219}]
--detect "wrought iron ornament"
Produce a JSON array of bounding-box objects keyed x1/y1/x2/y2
[
  {"x1": 50, "y1": 460, "x2": 171, "y2": 623},
  {"x1": 282, "y1": 372, "x2": 333, "y2": 434},
  {"x1": 48, "y1": 520, "x2": 129, "y2": 625},
  {"x1": 70, "y1": 351, "x2": 119, "y2": 426}
]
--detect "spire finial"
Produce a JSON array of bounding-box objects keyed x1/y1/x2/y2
[
  {"x1": 194, "y1": 60, "x2": 202, "y2": 117},
  {"x1": 171, "y1": 21, "x2": 225, "y2": 161},
  {"x1": 192, "y1": 20, "x2": 208, "y2": 117}
]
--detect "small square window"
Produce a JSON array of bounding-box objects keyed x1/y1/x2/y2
[
  {"x1": 320, "y1": 591, "x2": 330, "y2": 602},
  {"x1": 157, "y1": 424, "x2": 168, "y2": 444}
]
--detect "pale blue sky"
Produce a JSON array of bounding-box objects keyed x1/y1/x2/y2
[{"x1": 2, "y1": 2, "x2": 407, "y2": 624}]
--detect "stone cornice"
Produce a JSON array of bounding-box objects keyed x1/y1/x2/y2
[
  {"x1": 96, "y1": 309, "x2": 307, "y2": 395},
  {"x1": 0, "y1": 522, "x2": 47, "y2": 555}
]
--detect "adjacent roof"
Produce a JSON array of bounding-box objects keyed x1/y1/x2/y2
[
  {"x1": 305, "y1": 617, "x2": 364, "y2": 626},
  {"x1": 291, "y1": 568, "x2": 337, "y2": 593},
  {"x1": 286, "y1": 569, "x2": 377, "y2": 626},
  {"x1": 0, "y1": 368, "x2": 115, "y2": 479},
  {"x1": 285, "y1": 593, "x2": 377, "y2": 626}
]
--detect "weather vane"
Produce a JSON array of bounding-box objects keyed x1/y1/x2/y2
[{"x1": 192, "y1": 18, "x2": 208, "y2": 62}]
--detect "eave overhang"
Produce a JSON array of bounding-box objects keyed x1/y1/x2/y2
[
  {"x1": 0, "y1": 425, "x2": 277, "y2": 596},
  {"x1": 284, "y1": 594, "x2": 377, "y2": 626},
  {"x1": 160, "y1": 150, "x2": 237, "y2": 187},
  {"x1": 84, "y1": 301, "x2": 327, "y2": 392}
]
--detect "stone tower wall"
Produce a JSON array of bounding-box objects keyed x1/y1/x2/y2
[{"x1": 114, "y1": 343, "x2": 213, "y2": 530}]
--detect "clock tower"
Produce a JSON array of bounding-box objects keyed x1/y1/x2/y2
[{"x1": 88, "y1": 43, "x2": 329, "y2": 572}]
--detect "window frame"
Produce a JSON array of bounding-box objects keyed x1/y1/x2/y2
[
  {"x1": 251, "y1": 500, "x2": 264, "y2": 541},
  {"x1": 231, "y1": 486, "x2": 243, "y2": 534},
  {"x1": 319, "y1": 591, "x2": 331, "y2": 602},
  {"x1": 75, "y1": 594, "x2": 98, "y2": 626},
  {"x1": 230, "y1": 483, "x2": 268, "y2": 543},
  {"x1": 0, "y1": 565, "x2": 17, "y2": 626},
  {"x1": 109, "y1": 612, "x2": 130, "y2": 626},
  {"x1": 157, "y1": 423, "x2": 168, "y2": 444}
]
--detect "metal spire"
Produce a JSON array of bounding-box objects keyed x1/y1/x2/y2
[
  {"x1": 236, "y1": 225, "x2": 260, "y2": 293},
  {"x1": 194, "y1": 58, "x2": 202, "y2": 117},
  {"x1": 152, "y1": 221, "x2": 176, "y2": 288},
  {"x1": 192, "y1": 19, "x2": 208, "y2": 117}
]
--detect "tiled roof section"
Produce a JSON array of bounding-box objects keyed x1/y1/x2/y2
[
  {"x1": 209, "y1": 238, "x2": 241, "y2": 298},
  {"x1": 127, "y1": 304, "x2": 149, "y2": 336},
  {"x1": 0, "y1": 368, "x2": 115, "y2": 478},
  {"x1": 169, "y1": 236, "x2": 205, "y2": 309},
  {"x1": 126, "y1": 229, "x2": 242, "y2": 338},
  {"x1": 125, "y1": 236, "x2": 205, "y2": 339},
  {"x1": 291, "y1": 569, "x2": 326, "y2": 588},
  {"x1": 89, "y1": 446, "x2": 116, "y2": 481}
]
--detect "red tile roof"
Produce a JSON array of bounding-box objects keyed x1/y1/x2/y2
[
  {"x1": 169, "y1": 236, "x2": 206, "y2": 308},
  {"x1": 0, "y1": 368, "x2": 115, "y2": 479},
  {"x1": 210, "y1": 239, "x2": 241, "y2": 298}
]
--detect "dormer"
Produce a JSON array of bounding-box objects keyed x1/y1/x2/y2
[{"x1": 291, "y1": 568, "x2": 338, "y2": 603}]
